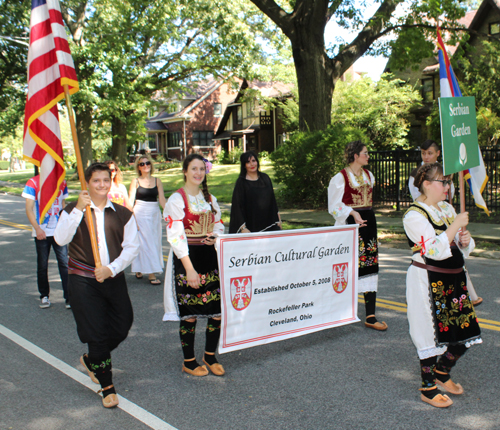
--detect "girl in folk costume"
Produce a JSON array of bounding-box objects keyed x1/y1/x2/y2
[
  {"x1": 104, "y1": 160, "x2": 131, "y2": 209},
  {"x1": 328, "y1": 140, "x2": 387, "y2": 331},
  {"x1": 403, "y1": 163, "x2": 481, "y2": 408},
  {"x1": 408, "y1": 140, "x2": 482, "y2": 306},
  {"x1": 163, "y1": 154, "x2": 225, "y2": 377},
  {"x1": 129, "y1": 154, "x2": 166, "y2": 285}
]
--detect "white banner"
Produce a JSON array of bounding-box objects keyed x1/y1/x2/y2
[{"x1": 216, "y1": 225, "x2": 359, "y2": 354}]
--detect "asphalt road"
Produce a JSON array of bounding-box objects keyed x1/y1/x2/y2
[{"x1": 0, "y1": 193, "x2": 499, "y2": 430}]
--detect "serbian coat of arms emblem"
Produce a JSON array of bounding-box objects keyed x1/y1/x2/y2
[
  {"x1": 230, "y1": 276, "x2": 252, "y2": 310},
  {"x1": 332, "y1": 263, "x2": 348, "y2": 294}
]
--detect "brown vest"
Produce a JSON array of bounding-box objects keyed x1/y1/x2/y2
[{"x1": 64, "y1": 201, "x2": 134, "y2": 268}]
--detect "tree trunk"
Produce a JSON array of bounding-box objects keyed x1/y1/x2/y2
[
  {"x1": 292, "y1": 36, "x2": 336, "y2": 132},
  {"x1": 111, "y1": 116, "x2": 129, "y2": 166},
  {"x1": 75, "y1": 107, "x2": 93, "y2": 171}
]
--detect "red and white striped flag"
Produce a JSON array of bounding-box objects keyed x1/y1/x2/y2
[{"x1": 23, "y1": 0, "x2": 79, "y2": 222}]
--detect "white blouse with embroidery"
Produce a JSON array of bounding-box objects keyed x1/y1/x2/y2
[
  {"x1": 164, "y1": 190, "x2": 224, "y2": 259},
  {"x1": 403, "y1": 201, "x2": 474, "y2": 262},
  {"x1": 328, "y1": 169, "x2": 375, "y2": 225}
]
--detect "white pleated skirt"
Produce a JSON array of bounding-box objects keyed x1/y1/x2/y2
[{"x1": 131, "y1": 200, "x2": 164, "y2": 274}]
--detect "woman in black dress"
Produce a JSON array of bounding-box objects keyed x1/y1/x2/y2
[{"x1": 229, "y1": 151, "x2": 281, "y2": 234}]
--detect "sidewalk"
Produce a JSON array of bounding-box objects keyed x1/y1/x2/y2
[
  {"x1": 2, "y1": 179, "x2": 499, "y2": 243},
  {"x1": 219, "y1": 202, "x2": 500, "y2": 244}
]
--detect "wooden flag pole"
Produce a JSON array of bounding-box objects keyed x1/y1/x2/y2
[
  {"x1": 63, "y1": 84, "x2": 102, "y2": 268},
  {"x1": 459, "y1": 170, "x2": 466, "y2": 213}
]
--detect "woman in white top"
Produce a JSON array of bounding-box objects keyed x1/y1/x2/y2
[
  {"x1": 129, "y1": 154, "x2": 166, "y2": 284},
  {"x1": 163, "y1": 154, "x2": 225, "y2": 377},
  {"x1": 105, "y1": 160, "x2": 131, "y2": 209},
  {"x1": 328, "y1": 140, "x2": 387, "y2": 331},
  {"x1": 403, "y1": 162, "x2": 481, "y2": 408}
]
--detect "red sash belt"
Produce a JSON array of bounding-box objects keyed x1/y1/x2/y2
[{"x1": 68, "y1": 257, "x2": 123, "y2": 279}]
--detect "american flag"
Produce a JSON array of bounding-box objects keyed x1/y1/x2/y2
[
  {"x1": 437, "y1": 26, "x2": 489, "y2": 215},
  {"x1": 23, "y1": 0, "x2": 79, "y2": 222}
]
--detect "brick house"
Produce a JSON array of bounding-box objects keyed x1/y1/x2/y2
[
  {"x1": 143, "y1": 78, "x2": 237, "y2": 160},
  {"x1": 143, "y1": 78, "x2": 293, "y2": 160}
]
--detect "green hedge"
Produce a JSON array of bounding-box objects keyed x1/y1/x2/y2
[{"x1": 271, "y1": 124, "x2": 368, "y2": 208}]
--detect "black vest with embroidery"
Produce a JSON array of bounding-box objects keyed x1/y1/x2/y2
[{"x1": 404, "y1": 203, "x2": 463, "y2": 269}]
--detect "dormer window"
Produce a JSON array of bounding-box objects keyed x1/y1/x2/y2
[
  {"x1": 421, "y1": 78, "x2": 434, "y2": 102},
  {"x1": 237, "y1": 106, "x2": 242, "y2": 124},
  {"x1": 489, "y1": 22, "x2": 500, "y2": 35}
]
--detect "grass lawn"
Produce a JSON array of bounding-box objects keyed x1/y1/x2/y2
[{"x1": 0, "y1": 162, "x2": 279, "y2": 205}]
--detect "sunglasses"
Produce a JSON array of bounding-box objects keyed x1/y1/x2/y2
[
  {"x1": 139, "y1": 161, "x2": 151, "y2": 167},
  {"x1": 432, "y1": 179, "x2": 452, "y2": 186}
]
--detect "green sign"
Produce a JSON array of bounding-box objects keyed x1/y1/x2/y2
[{"x1": 439, "y1": 96, "x2": 479, "y2": 175}]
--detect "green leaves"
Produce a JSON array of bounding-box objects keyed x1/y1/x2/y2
[
  {"x1": 271, "y1": 124, "x2": 368, "y2": 208},
  {"x1": 331, "y1": 74, "x2": 422, "y2": 149}
]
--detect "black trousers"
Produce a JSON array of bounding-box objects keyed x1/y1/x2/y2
[{"x1": 68, "y1": 274, "x2": 133, "y2": 356}]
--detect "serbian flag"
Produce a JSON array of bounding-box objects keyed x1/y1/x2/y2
[
  {"x1": 437, "y1": 26, "x2": 489, "y2": 215},
  {"x1": 23, "y1": 0, "x2": 79, "y2": 223}
]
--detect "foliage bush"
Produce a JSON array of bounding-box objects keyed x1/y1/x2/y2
[
  {"x1": 220, "y1": 146, "x2": 243, "y2": 164},
  {"x1": 259, "y1": 150, "x2": 270, "y2": 161},
  {"x1": 271, "y1": 124, "x2": 368, "y2": 208},
  {"x1": 155, "y1": 154, "x2": 167, "y2": 163},
  {"x1": 331, "y1": 74, "x2": 421, "y2": 149},
  {"x1": 0, "y1": 161, "x2": 9, "y2": 170},
  {"x1": 157, "y1": 160, "x2": 182, "y2": 170}
]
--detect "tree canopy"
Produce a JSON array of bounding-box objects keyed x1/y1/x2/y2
[
  {"x1": 59, "y1": 0, "x2": 278, "y2": 166},
  {"x1": 331, "y1": 74, "x2": 421, "y2": 149},
  {"x1": 248, "y1": 0, "x2": 470, "y2": 132},
  {"x1": 0, "y1": 0, "x2": 29, "y2": 141}
]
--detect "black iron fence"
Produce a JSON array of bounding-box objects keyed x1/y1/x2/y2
[{"x1": 369, "y1": 147, "x2": 500, "y2": 212}]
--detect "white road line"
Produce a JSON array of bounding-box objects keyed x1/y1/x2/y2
[{"x1": 0, "y1": 323, "x2": 177, "y2": 430}]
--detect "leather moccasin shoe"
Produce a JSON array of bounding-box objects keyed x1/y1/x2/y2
[
  {"x1": 437, "y1": 378, "x2": 464, "y2": 395},
  {"x1": 80, "y1": 354, "x2": 99, "y2": 384},
  {"x1": 420, "y1": 392, "x2": 453, "y2": 408},
  {"x1": 203, "y1": 359, "x2": 225, "y2": 376},
  {"x1": 364, "y1": 321, "x2": 388, "y2": 331},
  {"x1": 102, "y1": 393, "x2": 119, "y2": 408},
  {"x1": 182, "y1": 364, "x2": 209, "y2": 377},
  {"x1": 472, "y1": 297, "x2": 483, "y2": 307}
]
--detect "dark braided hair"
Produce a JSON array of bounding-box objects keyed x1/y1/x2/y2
[
  {"x1": 414, "y1": 162, "x2": 444, "y2": 193},
  {"x1": 344, "y1": 140, "x2": 366, "y2": 164},
  {"x1": 183, "y1": 153, "x2": 216, "y2": 214}
]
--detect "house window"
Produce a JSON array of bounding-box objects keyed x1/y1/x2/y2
[
  {"x1": 421, "y1": 78, "x2": 434, "y2": 102},
  {"x1": 214, "y1": 103, "x2": 222, "y2": 117},
  {"x1": 167, "y1": 103, "x2": 177, "y2": 114},
  {"x1": 246, "y1": 100, "x2": 254, "y2": 117},
  {"x1": 237, "y1": 106, "x2": 242, "y2": 124},
  {"x1": 168, "y1": 131, "x2": 181, "y2": 148},
  {"x1": 148, "y1": 134, "x2": 157, "y2": 151},
  {"x1": 490, "y1": 22, "x2": 500, "y2": 35},
  {"x1": 193, "y1": 131, "x2": 215, "y2": 147}
]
